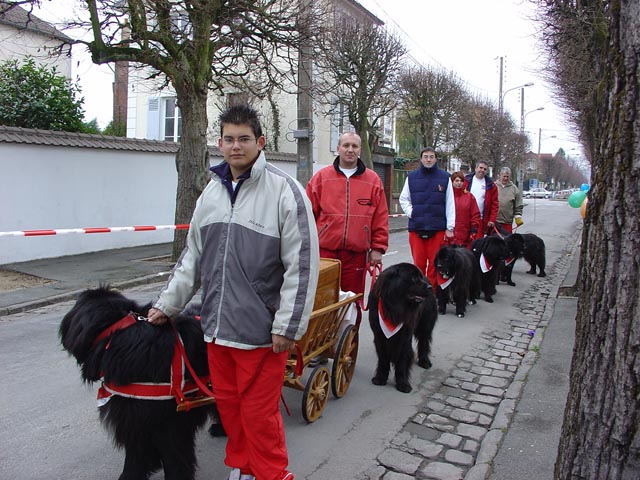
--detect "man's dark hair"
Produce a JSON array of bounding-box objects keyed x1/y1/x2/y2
[
  {"x1": 420, "y1": 146, "x2": 436, "y2": 157},
  {"x1": 219, "y1": 104, "x2": 263, "y2": 138}
]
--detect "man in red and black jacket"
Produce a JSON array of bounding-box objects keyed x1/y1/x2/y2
[
  {"x1": 464, "y1": 161, "x2": 499, "y2": 238},
  {"x1": 306, "y1": 132, "x2": 389, "y2": 294}
]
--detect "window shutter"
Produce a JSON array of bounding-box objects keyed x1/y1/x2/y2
[{"x1": 146, "y1": 98, "x2": 160, "y2": 140}]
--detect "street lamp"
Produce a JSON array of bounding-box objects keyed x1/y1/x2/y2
[
  {"x1": 499, "y1": 82, "x2": 534, "y2": 116},
  {"x1": 523, "y1": 106, "x2": 544, "y2": 134}
]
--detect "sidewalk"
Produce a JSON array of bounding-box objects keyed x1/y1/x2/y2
[
  {"x1": 487, "y1": 241, "x2": 578, "y2": 479},
  {"x1": 0, "y1": 243, "x2": 174, "y2": 316}
]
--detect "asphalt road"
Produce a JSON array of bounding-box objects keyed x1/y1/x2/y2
[{"x1": 0, "y1": 198, "x2": 582, "y2": 480}]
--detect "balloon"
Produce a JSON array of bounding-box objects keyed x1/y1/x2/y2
[
  {"x1": 580, "y1": 196, "x2": 588, "y2": 218},
  {"x1": 580, "y1": 183, "x2": 590, "y2": 192},
  {"x1": 568, "y1": 190, "x2": 587, "y2": 208}
]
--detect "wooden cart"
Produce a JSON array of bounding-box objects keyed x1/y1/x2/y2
[{"x1": 283, "y1": 259, "x2": 363, "y2": 423}]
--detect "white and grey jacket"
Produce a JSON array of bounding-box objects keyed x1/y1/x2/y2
[{"x1": 154, "y1": 152, "x2": 319, "y2": 349}]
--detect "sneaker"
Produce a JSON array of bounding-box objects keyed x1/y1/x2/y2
[
  {"x1": 229, "y1": 468, "x2": 255, "y2": 480},
  {"x1": 281, "y1": 472, "x2": 294, "y2": 480}
]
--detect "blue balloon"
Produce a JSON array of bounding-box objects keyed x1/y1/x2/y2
[{"x1": 580, "y1": 183, "x2": 590, "y2": 192}]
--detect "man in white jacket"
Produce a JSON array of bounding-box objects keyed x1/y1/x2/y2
[{"x1": 148, "y1": 105, "x2": 319, "y2": 480}]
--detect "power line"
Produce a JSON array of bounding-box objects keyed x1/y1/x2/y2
[{"x1": 363, "y1": 0, "x2": 491, "y2": 94}]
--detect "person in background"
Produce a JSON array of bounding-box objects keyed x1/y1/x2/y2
[
  {"x1": 496, "y1": 166, "x2": 524, "y2": 233},
  {"x1": 464, "y1": 161, "x2": 499, "y2": 237},
  {"x1": 399, "y1": 147, "x2": 455, "y2": 291},
  {"x1": 450, "y1": 171, "x2": 481, "y2": 248},
  {"x1": 147, "y1": 104, "x2": 319, "y2": 480},
  {"x1": 306, "y1": 132, "x2": 389, "y2": 295}
]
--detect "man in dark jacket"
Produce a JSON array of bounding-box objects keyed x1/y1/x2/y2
[
  {"x1": 399, "y1": 147, "x2": 455, "y2": 291},
  {"x1": 464, "y1": 161, "x2": 499, "y2": 237}
]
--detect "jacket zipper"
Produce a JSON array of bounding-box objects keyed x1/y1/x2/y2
[
  {"x1": 342, "y1": 177, "x2": 350, "y2": 248},
  {"x1": 214, "y1": 187, "x2": 235, "y2": 339}
]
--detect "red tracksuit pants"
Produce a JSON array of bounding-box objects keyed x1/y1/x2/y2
[
  {"x1": 207, "y1": 343, "x2": 292, "y2": 480},
  {"x1": 320, "y1": 248, "x2": 368, "y2": 294},
  {"x1": 498, "y1": 223, "x2": 513, "y2": 234},
  {"x1": 408, "y1": 231, "x2": 446, "y2": 292}
]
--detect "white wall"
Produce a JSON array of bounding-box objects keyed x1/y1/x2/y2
[
  {"x1": 1, "y1": 143, "x2": 177, "y2": 264},
  {"x1": 0, "y1": 139, "x2": 298, "y2": 265},
  {"x1": 0, "y1": 23, "x2": 72, "y2": 78}
]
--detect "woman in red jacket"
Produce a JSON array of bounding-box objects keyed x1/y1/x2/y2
[{"x1": 451, "y1": 171, "x2": 481, "y2": 248}]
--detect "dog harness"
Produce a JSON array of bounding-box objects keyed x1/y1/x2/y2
[{"x1": 94, "y1": 313, "x2": 213, "y2": 411}]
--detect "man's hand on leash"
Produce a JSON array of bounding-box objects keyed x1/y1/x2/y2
[
  {"x1": 148, "y1": 308, "x2": 169, "y2": 325},
  {"x1": 272, "y1": 334, "x2": 293, "y2": 354},
  {"x1": 369, "y1": 249, "x2": 383, "y2": 266}
]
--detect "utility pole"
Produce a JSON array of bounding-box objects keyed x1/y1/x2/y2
[
  {"x1": 296, "y1": 0, "x2": 313, "y2": 187},
  {"x1": 498, "y1": 56, "x2": 504, "y2": 115},
  {"x1": 520, "y1": 87, "x2": 525, "y2": 133}
]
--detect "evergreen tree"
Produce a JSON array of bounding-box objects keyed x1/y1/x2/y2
[{"x1": 0, "y1": 57, "x2": 85, "y2": 132}]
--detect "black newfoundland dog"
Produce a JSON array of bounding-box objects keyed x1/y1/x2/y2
[
  {"x1": 59, "y1": 287, "x2": 219, "y2": 480},
  {"x1": 368, "y1": 263, "x2": 438, "y2": 393},
  {"x1": 471, "y1": 236, "x2": 508, "y2": 303},
  {"x1": 495, "y1": 226, "x2": 547, "y2": 284},
  {"x1": 434, "y1": 245, "x2": 481, "y2": 317},
  {"x1": 521, "y1": 233, "x2": 547, "y2": 277}
]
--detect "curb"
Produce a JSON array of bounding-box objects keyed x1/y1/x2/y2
[{"x1": 0, "y1": 271, "x2": 171, "y2": 317}]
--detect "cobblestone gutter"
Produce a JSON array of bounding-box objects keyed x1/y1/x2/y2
[{"x1": 357, "y1": 238, "x2": 578, "y2": 480}]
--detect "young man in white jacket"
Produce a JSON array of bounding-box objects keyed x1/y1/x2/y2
[{"x1": 148, "y1": 105, "x2": 319, "y2": 480}]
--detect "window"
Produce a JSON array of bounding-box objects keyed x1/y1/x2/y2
[
  {"x1": 330, "y1": 102, "x2": 351, "y2": 151},
  {"x1": 163, "y1": 98, "x2": 182, "y2": 142}
]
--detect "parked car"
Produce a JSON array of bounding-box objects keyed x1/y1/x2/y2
[
  {"x1": 523, "y1": 188, "x2": 552, "y2": 199},
  {"x1": 553, "y1": 189, "x2": 575, "y2": 199}
]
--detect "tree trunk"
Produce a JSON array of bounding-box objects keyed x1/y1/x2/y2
[
  {"x1": 358, "y1": 115, "x2": 373, "y2": 169},
  {"x1": 555, "y1": 1, "x2": 640, "y2": 478},
  {"x1": 171, "y1": 88, "x2": 209, "y2": 261}
]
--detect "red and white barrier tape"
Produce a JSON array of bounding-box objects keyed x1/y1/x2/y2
[
  {"x1": 1, "y1": 214, "x2": 407, "y2": 238},
  {"x1": 0, "y1": 224, "x2": 190, "y2": 238}
]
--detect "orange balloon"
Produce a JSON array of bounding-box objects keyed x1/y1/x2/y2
[{"x1": 580, "y1": 196, "x2": 588, "y2": 218}]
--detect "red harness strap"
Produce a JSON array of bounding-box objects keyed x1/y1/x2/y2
[
  {"x1": 95, "y1": 315, "x2": 214, "y2": 409},
  {"x1": 92, "y1": 313, "x2": 138, "y2": 348}
]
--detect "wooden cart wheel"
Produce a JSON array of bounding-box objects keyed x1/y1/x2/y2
[
  {"x1": 331, "y1": 324, "x2": 359, "y2": 398},
  {"x1": 302, "y1": 365, "x2": 330, "y2": 423}
]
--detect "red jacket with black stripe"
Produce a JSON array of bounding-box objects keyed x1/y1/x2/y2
[{"x1": 306, "y1": 157, "x2": 389, "y2": 254}]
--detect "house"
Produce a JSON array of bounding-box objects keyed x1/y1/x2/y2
[
  {"x1": 0, "y1": 5, "x2": 72, "y2": 77},
  {"x1": 121, "y1": 0, "x2": 392, "y2": 170}
]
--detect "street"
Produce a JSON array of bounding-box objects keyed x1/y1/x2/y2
[{"x1": 0, "y1": 199, "x2": 582, "y2": 480}]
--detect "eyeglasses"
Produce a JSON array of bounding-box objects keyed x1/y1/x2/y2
[
  {"x1": 221, "y1": 136, "x2": 256, "y2": 146},
  {"x1": 422, "y1": 154, "x2": 436, "y2": 159},
  {"x1": 477, "y1": 166, "x2": 488, "y2": 171}
]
